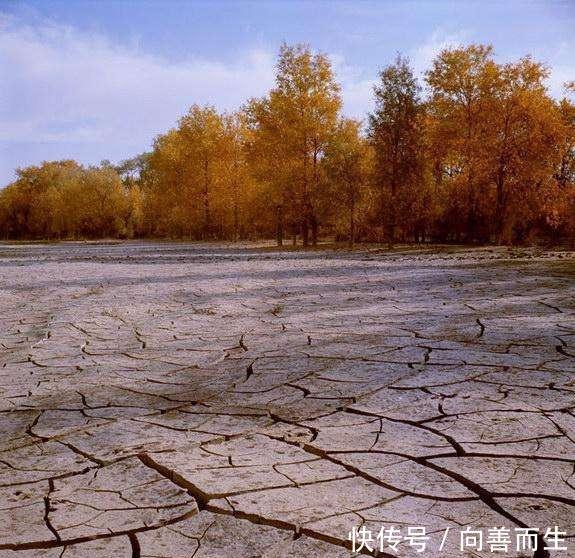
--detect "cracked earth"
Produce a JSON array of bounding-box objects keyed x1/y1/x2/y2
[{"x1": 0, "y1": 242, "x2": 574, "y2": 557}]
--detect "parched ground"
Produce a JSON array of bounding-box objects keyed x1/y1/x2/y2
[{"x1": 0, "y1": 242, "x2": 574, "y2": 558}]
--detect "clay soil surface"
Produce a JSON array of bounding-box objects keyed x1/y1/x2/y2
[{"x1": 0, "y1": 242, "x2": 574, "y2": 557}]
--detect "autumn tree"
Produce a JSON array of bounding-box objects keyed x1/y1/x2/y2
[
  {"x1": 144, "y1": 106, "x2": 226, "y2": 238},
  {"x1": 426, "y1": 45, "x2": 499, "y2": 242},
  {"x1": 180, "y1": 105, "x2": 226, "y2": 238},
  {"x1": 556, "y1": 91, "x2": 575, "y2": 245},
  {"x1": 426, "y1": 45, "x2": 571, "y2": 243},
  {"x1": 116, "y1": 153, "x2": 150, "y2": 237},
  {"x1": 246, "y1": 44, "x2": 341, "y2": 246},
  {"x1": 324, "y1": 118, "x2": 371, "y2": 247},
  {"x1": 143, "y1": 105, "x2": 260, "y2": 240},
  {"x1": 368, "y1": 55, "x2": 426, "y2": 244},
  {"x1": 218, "y1": 112, "x2": 256, "y2": 240},
  {"x1": 0, "y1": 161, "x2": 129, "y2": 239},
  {"x1": 244, "y1": 98, "x2": 292, "y2": 245},
  {"x1": 486, "y1": 58, "x2": 565, "y2": 242},
  {"x1": 1, "y1": 43, "x2": 572, "y2": 247}
]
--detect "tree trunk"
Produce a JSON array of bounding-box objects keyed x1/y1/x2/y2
[
  {"x1": 232, "y1": 174, "x2": 239, "y2": 241},
  {"x1": 276, "y1": 204, "x2": 283, "y2": 247},
  {"x1": 302, "y1": 216, "x2": 309, "y2": 247},
  {"x1": 387, "y1": 196, "x2": 395, "y2": 248},
  {"x1": 496, "y1": 168, "x2": 505, "y2": 241},
  {"x1": 349, "y1": 199, "x2": 355, "y2": 249},
  {"x1": 203, "y1": 157, "x2": 211, "y2": 239},
  {"x1": 311, "y1": 212, "x2": 318, "y2": 246}
]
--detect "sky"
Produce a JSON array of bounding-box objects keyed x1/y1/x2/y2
[{"x1": 1, "y1": 0, "x2": 574, "y2": 186}]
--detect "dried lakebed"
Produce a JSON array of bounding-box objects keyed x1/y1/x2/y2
[{"x1": 0, "y1": 242, "x2": 573, "y2": 557}]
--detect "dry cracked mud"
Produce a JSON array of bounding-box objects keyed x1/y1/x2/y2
[{"x1": 0, "y1": 242, "x2": 573, "y2": 557}]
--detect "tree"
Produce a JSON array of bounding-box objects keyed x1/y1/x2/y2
[
  {"x1": 216, "y1": 112, "x2": 256, "y2": 240},
  {"x1": 486, "y1": 58, "x2": 564, "y2": 242},
  {"x1": 426, "y1": 45, "x2": 499, "y2": 242},
  {"x1": 178, "y1": 105, "x2": 226, "y2": 238},
  {"x1": 0, "y1": 161, "x2": 128, "y2": 239},
  {"x1": 555, "y1": 94, "x2": 575, "y2": 245},
  {"x1": 1, "y1": 43, "x2": 572, "y2": 247},
  {"x1": 426, "y1": 46, "x2": 570, "y2": 244},
  {"x1": 116, "y1": 154, "x2": 150, "y2": 238},
  {"x1": 324, "y1": 118, "x2": 370, "y2": 247},
  {"x1": 246, "y1": 43, "x2": 341, "y2": 246},
  {"x1": 369, "y1": 55, "x2": 425, "y2": 244},
  {"x1": 144, "y1": 106, "x2": 226, "y2": 238}
]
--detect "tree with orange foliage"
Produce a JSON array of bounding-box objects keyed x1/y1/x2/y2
[
  {"x1": 369, "y1": 55, "x2": 426, "y2": 244},
  {"x1": 324, "y1": 118, "x2": 371, "y2": 247},
  {"x1": 246, "y1": 44, "x2": 341, "y2": 246}
]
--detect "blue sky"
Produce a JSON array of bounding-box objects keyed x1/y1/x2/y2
[{"x1": 1, "y1": 0, "x2": 574, "y2": 186}]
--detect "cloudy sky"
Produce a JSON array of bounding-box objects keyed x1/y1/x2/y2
[{"x1": 1, "y1": 0, "x2": 574, "y2": 186}]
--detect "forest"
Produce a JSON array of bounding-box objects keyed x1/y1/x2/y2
[{"x1": 1, "y1": 43, "x2": 574, "y2": 246}]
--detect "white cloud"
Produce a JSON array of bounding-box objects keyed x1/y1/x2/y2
[
  {"x1": 333, "y1": 30, "x2": 469, "y2": 115},
  {"x1": 409, "y1": 29, "x2": 575, "y2": 99},
  {"x1": 341, "y1": 77, "x2": 376, "y2": 121},
  {"x1": 541, "y1": 40, "x2": 575, "y2": 98},
  {"x1": 0, "y1": 12, "x2": 381, "y2": 180},
  {"x1": 410, "y1": 29, "x2": 469, "y2": 80},
  {"x1": 330, "y1": 53, "x2": 376, "y2": 122},
  {"x1": 0, "y1": 13, "x2": 276, "y2": 147},
  {"x1": 3, "y1": 13, "x2": 571, "y2": 185}
]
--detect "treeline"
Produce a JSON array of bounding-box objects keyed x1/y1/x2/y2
[
  {"x1": 1, "y1": 44, "x2": 574, "y2": 245},
  {"x1": 0, "y1": 160, "x2": 143, "y2": 239}
]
